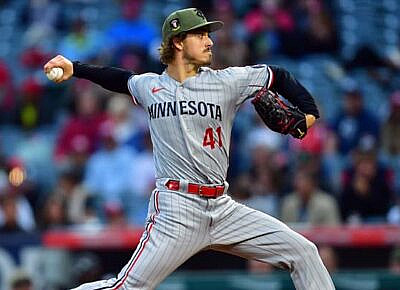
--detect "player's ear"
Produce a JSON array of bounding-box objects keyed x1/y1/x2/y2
[{"x1": 172, "y1": 37, "x2": 183, "y2": 51}]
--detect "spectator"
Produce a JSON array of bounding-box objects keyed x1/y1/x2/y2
[
  {"x1": 330, "y1": 89, "x2": 380, "y2": 155},
  {"x1": 287, "y1": 0, "x2": 338, "y2": 56},
  {"x1": 16, "y1": 77, "x2": 43, "y2": 129},
  {"x1": 63, "y1": 134, "x2": 92, "y2": 182},
  {"x1": 107, "y1": 0, "x2": 157, "y2": 51},
  {"x1": 243, "y1": 0, "x2": 291, "y2": 61},
  {"x1": 3, "y1": 156, "x2": 40, "y2": 223},
  {"x1": 340, "y1": 145, "x2": 393, "y2": 224},
  {"x1": 80, "y1": 196, "x2": 102, "y2": 229},
  {"x1": 245, "y1": 117, "x2": 284, "y2": 173},
  {"x1": 244, "y1": 125, "x2": 287, "y2": 195},
  {"x1": 246, "y1": 166, "x2": 280, "y2": 217},
  {"x1": 106, "y1": 94, "x2": 139, "y2": 146},
  {"x1": 112, "y1": 41, "x2": 151, "y2": 74},
  {"x1": 54, "y1": 81, "x2": 108, "y2": 164},
  {"x1": 106, "y1": 0, "x2": 159, "y2": 73},
  {"x1": 321, "y1": 129, "x2": 346, "y2": 194},
  {"x1": 211, "y1": 1, "x2": 248, "y2": 69},
  {"x1": 107, "y1": 95, "x2": 151, "y2": 152},
  {"x1": 104, "y1": 202, "x2": 127, "y2": 228},
  {"x1": 39, "y1": 195, "x2": 68, "y2": 230},
  {"x1": 83, "y1": 120, "x2": 136, "y2": 223},
  {"x1": 292, "y1": 152, "x2": 325, "y2": 189},
  {"x1": 303, "y1": 10, "x2": 338, "y2": 55},
  {"x1": 52, "y1": 166, "x2": 90, "y2": 225},
  {"x1": 281, "y1": 171, "x2": 340, "y2": 226},
  {"x1": 14, "y1": 130, "x2": 58, "y2": 196},
  {"x1": 289, "y1": 119, "x2": 343, "y2": 192},
  {"x1": 59, "y1": 17, "x2": 105, "y2": 62},
  {"x1": 0, "y1": 193, "x2": 25, "y2": 233},
  {"x1": 0, "y1": 186, "x2": 36, "y2": 232},
  {"x1": 68, "y1": 196, "x2": 102, "y2": 231}
]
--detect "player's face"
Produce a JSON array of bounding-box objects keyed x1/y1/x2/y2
[{"x1": 182, "y1": 30, "x2": 213, "y2": 66}]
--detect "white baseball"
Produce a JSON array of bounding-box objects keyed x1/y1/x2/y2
[{"x1": 46, "y1": 67, "x2": 63, "y2": 81}]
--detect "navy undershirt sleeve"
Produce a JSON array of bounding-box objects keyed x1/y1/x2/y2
[{"x1": 72, "y1": 61, "x2": 134, "y2": 95}]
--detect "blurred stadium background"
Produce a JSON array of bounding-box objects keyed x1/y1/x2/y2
[{"x1": 0, "y1": 0, "x2": 400, "y2": 289}]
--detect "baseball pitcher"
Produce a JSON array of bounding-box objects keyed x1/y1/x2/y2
[{"x1": 44, "y1": 8, "x2": 335, "y2": 290}]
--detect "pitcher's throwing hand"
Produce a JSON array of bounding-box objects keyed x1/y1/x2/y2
[{"x1": 43, "y1": 55, "x2": 73, "y2": 83}]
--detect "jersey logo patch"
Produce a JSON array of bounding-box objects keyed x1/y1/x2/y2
[{"x1": 152, "y1": 87, "x2": 164, "y2": 94}]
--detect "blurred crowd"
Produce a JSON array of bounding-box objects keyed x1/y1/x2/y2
[{"x1": 0, "y1": 0, "x2": 400, "y2": 235}]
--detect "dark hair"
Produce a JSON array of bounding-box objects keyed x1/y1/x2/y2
[{"x1": 158, "y1": 33, "x2": 187, "y2": 65}]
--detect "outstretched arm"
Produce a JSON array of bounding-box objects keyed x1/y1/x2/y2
[{"x1": 43, "y1": 55, "x2": 134, "y2": 95}]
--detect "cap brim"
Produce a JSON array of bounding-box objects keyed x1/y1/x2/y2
[{"x1": 185, "y1": 21, "x2": 224, "y2": 33}]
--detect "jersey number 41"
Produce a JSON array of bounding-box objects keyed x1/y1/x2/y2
[{"x1": 203, "y1": 127, "x2": 223, "y2": 149}]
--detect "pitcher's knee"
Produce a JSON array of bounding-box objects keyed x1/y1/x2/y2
[
  {"x1": 305, "y1": 239, "x2": 319, "y2": 256},
  {"x1": 299, "y1": 238, "x2": 320, "y2": 260},
  {"x1": 288, "y1": 233, "x2": 319, "y2": 258}
]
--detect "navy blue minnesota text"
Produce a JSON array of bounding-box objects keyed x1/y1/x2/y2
[{"x1": 147, "y1": 101, "x2": 222, "y2": 121}]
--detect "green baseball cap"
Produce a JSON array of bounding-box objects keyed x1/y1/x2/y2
[{"x1": 162, "y1": 8, "x2": 223, "y2": 44}]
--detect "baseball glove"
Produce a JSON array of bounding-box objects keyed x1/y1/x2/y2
[{"x1": 251, "y1": 88, "x2": 307, "y2": 139}]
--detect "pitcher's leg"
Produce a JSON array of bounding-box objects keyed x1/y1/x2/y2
[
  {"x1": 70, "y1": 220, "x2": 164, "y2": 290},
  {"x1": 211, "y1": 198, "x2": 335, "y2": 290},
  {"x1": 71, "y1": 191, "x2": 209, "y2": 290}
]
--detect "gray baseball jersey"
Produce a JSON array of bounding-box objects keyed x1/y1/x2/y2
[
  {"x1": 127, "y1": 65, "x2": 273, "y2": 184},
  {"x1": 70, "y1": 65, "x2": 335, "y2": 290}
]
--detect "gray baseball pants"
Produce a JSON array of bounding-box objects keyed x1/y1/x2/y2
[{"x1": 71, "y1": 187, "x2": 335, "y2": 290}]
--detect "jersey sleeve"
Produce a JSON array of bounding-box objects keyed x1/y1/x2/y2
[
  {"x1": 127, "y1": 74, "x2": 142, "y2": 106},
  {"x1": 226, "y1": 64, "x2": 274, "y2": 106}
]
